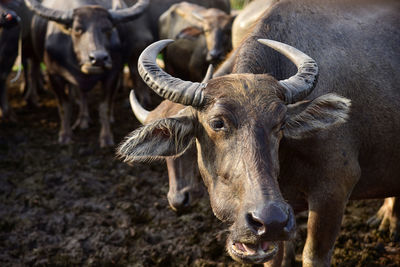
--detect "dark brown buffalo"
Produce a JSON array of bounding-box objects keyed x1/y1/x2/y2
[
  {"x1": 25, "y1": 0, "x2": 149, "y2": 147},
  {"x1": 125, "y1": 0, "x2": 231, "y2": 38},
  {"x1": 118, "y1": 0, "x2": 400, "y2": 265},
  {"x1": 2, "y1": 0, "x2": 45, "y2": 107},
  {"x1": 227, "y1": 0, "x2": 400, "y2": 241},
  {"x1": 0, "y1": 0, "x2": 45, "y2": 120},
  {"x1": 129, "y1": 90, "x2": 202, "y2": 212},
  {"x1": 127, "y1": 65, "x2": 214, "y2": 212},
  {"x1": 159, "y1": 2, "x2": 234, "y2": 82},
  {"x1": 121, "y1": 0, "x2": 231, "y2": 107}
]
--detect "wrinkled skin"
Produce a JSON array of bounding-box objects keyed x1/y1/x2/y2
[
  {"x1": 118, "y1": 0, "x2": 400, "y2": 266},
  {"x1": 159, "y1": 2, "x2": 234, "y2": 81}
]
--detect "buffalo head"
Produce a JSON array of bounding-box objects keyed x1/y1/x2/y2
[
  {"x1": 175, "y1": 5, "x2": 234, "y2": 64},
  {"x1": 128, "y1": 89, "x2": 204, "y2": 213},
  {"x1": 25, "y1": 0, "x2": 149, "y2": 74},
  {"x1": 117, "y1": 39, "x2": 351, "y2": 264}
]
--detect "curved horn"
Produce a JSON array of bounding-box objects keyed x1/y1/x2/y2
[
  {"x1": 129, "y1": 90, "x2": 149, "y2": 124},
  {"x1": 24, "y1": 0, "x2": 73, "y2": 24},
  {"x1": 202, "y1": 64, "x2": 214, "y2": 83},
  {"x1": 109, "y1": 0, "x2": 149, "y2": 24},
  {"x1": 138, "y1": 39, "x2": 207, "y2": 106},
  {"x1": 258, "y1": 39, "x2": 319, "y2": 104}
]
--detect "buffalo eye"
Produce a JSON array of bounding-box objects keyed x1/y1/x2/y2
[
  {"x1": 73, "y1": 26, "x2": 83, "y2": 35},
  {"x1": 209, "y1": 118, "x2": 225, "y2": 131}
]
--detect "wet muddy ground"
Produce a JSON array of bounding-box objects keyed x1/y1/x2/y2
[{"x1": 0, "y1": 76, "x2": 399, "y2": 266}]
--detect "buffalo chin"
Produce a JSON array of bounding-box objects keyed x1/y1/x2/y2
[
  {"x1": 227, "y1": 237, "x2": 279, "y2": 264},
  {"x1": 81, "y1": 64, "x2": 107, "y2": 75}
]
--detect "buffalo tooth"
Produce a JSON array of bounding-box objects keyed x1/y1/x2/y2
[
  {"x1": 242, "y1": 243, "x2": 257, "y2": 255},
  {"x1": 233, "y1": 242, "x2": 246, "y2": 253}
]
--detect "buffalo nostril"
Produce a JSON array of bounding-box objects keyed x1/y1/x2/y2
[
  {"x1": 209, "y1": 50, "x2": 222, "y2": 60},
  {"x1": 169, "y1": 191, "x2": 191, "y2": 212},
  {"x1": 89, "y1": 55, "x2": 96, "y2": 64},
  {"x1": 245, "y1": 202, "x2": 292, "y2": 238},
  {"x1": 182, "y1": 192, "x2": 190, "y2": 207},
  {"x1": 88, "y1": 51, "x2": 109, "y2": 65},
  {"x1": 246, "y1": 212, "x2": 266, "y2": 235}
]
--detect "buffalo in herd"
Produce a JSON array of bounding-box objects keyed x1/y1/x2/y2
[{"x1": 1, "y1": 0, "x2": 399, "y2": 266}]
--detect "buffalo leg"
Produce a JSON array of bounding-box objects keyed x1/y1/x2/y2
[
  {"x1": 0, "y1": 26, "x2": 19, "y2": 121},
  {"x1": 0, "y1": 78, "x2": 15, "y2": 122},
  {"x1": 303, "y1": 187, "x2": 352, "y2": 267},
  {"x1": 368, "y1": 197, "x2": 400, "y2": 241},
  {"x1": 99, "y1": 74, "x2": 119, "y2": 147},
  {"x1": 48, "y1": 74, "x2": 72, "y2": 144},
  {"x1": 23, "y1": 57, "x2": 40, "y2": 107},
  {"x1": 301, "y1": 149, "x2": 360, "y2": 266},
  {"x1": 72, "y1": 86, "x2": 90, "y2": 130}
]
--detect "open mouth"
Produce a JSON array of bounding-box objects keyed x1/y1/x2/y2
[{"x1": 227, "y1": 238, "x2": 279, "y2": 264}]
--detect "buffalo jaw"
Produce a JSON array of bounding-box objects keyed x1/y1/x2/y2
[
  {"x1": 226, "y1": 206, "x2": 296, "y2": 264},
  {"x1": 228, "y1": 238, "x2": 280, "y2": 264},
  {"x1": 80, "y1": 63, "x2": 112, "y2": 75}
]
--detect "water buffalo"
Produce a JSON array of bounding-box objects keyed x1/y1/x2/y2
[
  {"x1": 159, "y1": 2, "x2": 234, "y2": 82},
  {"x1": 0, "y1": 5, "x2": 19, "y2": 121},
  {"x1": 129, "y1": 90, "x2": 202, "y2": 212},
  {"x1": 121, "y1": 0, "x2": 231, "y2": 107},
  {"x1": 118, "y1": 0, "x2": 400, "y2": 265},
  {"x1": 2, "y1": 0, "x2": 45, "y2": 107},
  {"x1": 127, "y1": 66, "x2": 213, "y2": 212},
  {"x1": 125, "y1": 0, "x2": 231, "y2": 38},
  {"x1": 25, "y1": 0, "x2": 149, "y2": 147},
  {"x1": 230, "y1": 0, "x2": 400, "y2": 240}
]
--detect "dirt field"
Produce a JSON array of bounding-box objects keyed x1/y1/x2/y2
[{"x1": 0, "y1": 76, "x2": 399, "y2": 266}]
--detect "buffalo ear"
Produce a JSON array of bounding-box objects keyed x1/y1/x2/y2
[
  {"x1": 117, "y1": 116, "x2": 195, "y2": 162},
  {"x1": 176, "y1": 26, "x2": 203, "y2": 40},
  {"x1": 283, "y1": 93, "x2": 351, "y2": 139}
]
